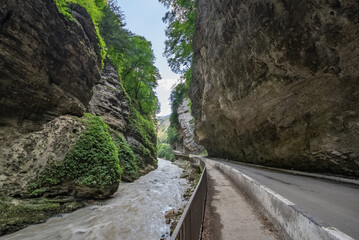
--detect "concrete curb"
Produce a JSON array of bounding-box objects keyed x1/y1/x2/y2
[
  {"x1": 216, "y1": 158, "x2": 359, "y2": 186},
  {"x1": 202, "y1": 158, "x2": 354, "y2": 240}
]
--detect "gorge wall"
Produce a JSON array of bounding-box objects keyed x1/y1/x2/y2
[
  {"x1": 191, "y1": 0, "x2": 359, "y2": 176},
  {"x1": 176, "y1": 99, "x2": 205, "y2": 154},
  {"x1": 0, "y1": 0, "x2": 157, "y2": 234}
]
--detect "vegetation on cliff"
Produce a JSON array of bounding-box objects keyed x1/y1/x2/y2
[
  {"x1": 159, "y1": 0, "x2": 196, "y2": 149},
  {"x1": 54, "y1": 0, "x2": 159, "y2": 174},
  {"x1": 55, "y1": 0, "x2": 107, "y2": 64},
  {"x1": 1, "y1": 0, "x2": 160, "y2": 235},
  {"x1": 28, "y1": 114, "x2": 121, "y2": 197}
]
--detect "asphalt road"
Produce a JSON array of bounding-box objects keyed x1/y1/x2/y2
[{"x1": 213, "y1": 159, "x2": 359, "y2": 239}]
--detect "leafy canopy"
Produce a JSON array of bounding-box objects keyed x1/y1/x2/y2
[
  {"x1": 99, "y1": 2, "x2": 160, "y2": 117},
  {"x1": 159, "y1": 0, "x2": 196, "y2": 147}
]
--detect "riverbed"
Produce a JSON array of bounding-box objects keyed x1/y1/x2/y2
[{"x1": 2, "y1": 159, "x2": 189, "y2": 240}]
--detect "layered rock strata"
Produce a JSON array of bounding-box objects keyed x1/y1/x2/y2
[
  {"x1": 0, "y1": 0, "x2": 101, "y2": 129},
  {"x1": 191, "y1": 0, "x2": 359, "y2": 176},
  {"x1": 176, "y1": 99, "x2": 205, "y2": 154}
]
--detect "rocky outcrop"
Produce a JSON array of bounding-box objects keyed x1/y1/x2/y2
[
  {"x1": 191, "y1": 0, "x2": 359, "y2": 176},
  {"x1": 87, "y1": 61, "x2": 130, "y2": 132},
  {"x1": 0, "y1": 0, "x2": 101, "y2": 130},
  {"x1": 176, "y1": 99, "x2": 205, "y2": 154},
  {"x1": 88, "y1": 61, "x2": 157, "y2": 171},
  {"x1": 0, "y1": 116, "x2": 86, "y2": 197},
  {"x1": 0, "y1": 0, "x2": 158, "y2": 235}
]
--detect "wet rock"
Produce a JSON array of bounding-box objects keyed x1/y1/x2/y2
[{"x1": 191, "y1": 0, "x2": 359, "y2": 176}]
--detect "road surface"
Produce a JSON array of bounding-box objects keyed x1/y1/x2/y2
[{"x1": 213, "y1": 159, "x2": 359, "y2": 239}]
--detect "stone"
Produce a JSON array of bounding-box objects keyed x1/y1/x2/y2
[
  {"x1": 87, "y1": 60, "x2": 130, "y2": 132},
  {"x1": 191, "y1": 0, "x2": 359, "y2": 176},
  {"x1": 176, "y1": 99, "x2": 205, "y2": 154},
  {"x1": 0, "y1": 116, "x2": 86, "y2": 196},
  {"x1": 0, "y1": 0, "x2": 101, "y2": 130}
]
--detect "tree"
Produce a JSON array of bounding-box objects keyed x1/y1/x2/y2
[
  {"x1": 99, "y1": 2, "x2": 160, "y2": 117},
  {"x1": 159, "y1": 0, "x2": 196, "y2": 74}
]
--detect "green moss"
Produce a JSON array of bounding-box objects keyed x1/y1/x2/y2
[
  {"x1": 29, "y1": 114, "x2": 121, "y2": 196},
  {"x1": 0, "y1": 197, "x2": 84, "y2": 235},
  {"x1": 54, "y1": 0, "x2": 106, "y2": 66},
  {"x1": 111, "y1": 131, "x2": 139, "y2": 182},
  {"x1": 61, "y1": 114, "x2": 121, "y2": 188},
  {"x1": 55, "y1": 0, "x2": 74, "y2": 20},
  {"x1": 128, "y1": 107, "x2": 157, "y2": 160}
]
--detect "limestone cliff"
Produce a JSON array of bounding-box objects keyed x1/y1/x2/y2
[
  {"x1": 0, "y1": 0, "x2": 157, "y2": 234},
  {"x1": 0, "y1": 0, "x2": 101, "y2": 129},
  {"x1": 176, "y1": 99, "x2": 205, "y2": 154},
  {"x1": 191, "y1": 0, "x2": 359, "y2": 176}
]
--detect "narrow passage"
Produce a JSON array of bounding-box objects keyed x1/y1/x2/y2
[{"x1": 202, "y1": 162, "x2": 283, "y2": 240}]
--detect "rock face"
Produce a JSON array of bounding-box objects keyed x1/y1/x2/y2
[
  {"x1": 191, "y1": 0, "x2": 359, "y2": 176},
  {"x1": 176, "y1": 99, "x2": 205, "y2": 154},
  {"x1": 0, "y1": 116, "x2": 86, "y2": 197},
  {"x1": 0, "y1": 0, "x2": 101, "y2": 130},
  {"x1": 87, "y1": 61, "x2": 130, "y2": 132},
  {"x1": 0, "y1": 0, "x2": 157, "y2": 200},
  {"x1": 89, "y1": 61, "x2": 157, "y2": 171}
]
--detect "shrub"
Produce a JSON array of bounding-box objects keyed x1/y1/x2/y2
[
  {"x1": 157, "y1": 143, "x2": 175, "y2": 161},
  {"x1": 29, "y1": 114, "x2": 121, "y2": 195}
]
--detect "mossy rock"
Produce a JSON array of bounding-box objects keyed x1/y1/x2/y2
[
  {"x1": 110, "y1": 130, "x2": 139, "y2": 182},
  {"x1": 0, "y1": 197, "x2": 84, "y2": 236},
  {"x1": 28, "y1": 114, "x2": 122, "y2": 199}
]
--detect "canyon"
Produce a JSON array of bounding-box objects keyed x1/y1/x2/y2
[{"x1": 191, "y1": 0, "x2": 359, "y2": 176}]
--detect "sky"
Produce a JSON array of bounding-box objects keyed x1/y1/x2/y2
[{"x1": 116, "y1": 0, "x2": 180, "y2": 116}]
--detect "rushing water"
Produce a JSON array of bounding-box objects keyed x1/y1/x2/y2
[{"x1": 2, "y1": 159, "x2": 189, "y2": 240}]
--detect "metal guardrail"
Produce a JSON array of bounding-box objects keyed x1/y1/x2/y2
[{"x1": 171, "y1": 158, "x2": 207, "y2": 240}]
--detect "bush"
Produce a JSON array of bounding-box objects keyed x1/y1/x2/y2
[
  {"x1": 29, "y1": 114, "x2": 121, "y2": 195},
  {"x1": 157, "y1": 143, "x2": 175, "y2": 161}
]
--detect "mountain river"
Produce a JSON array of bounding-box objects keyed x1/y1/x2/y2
[{"x1": 2, "y1": 159, "x2": 189, "y2": 240}]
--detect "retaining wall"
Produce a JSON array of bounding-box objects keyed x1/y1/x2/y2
[{"x1": 204, "y1": 158, "x2": 354, "y2": 240}]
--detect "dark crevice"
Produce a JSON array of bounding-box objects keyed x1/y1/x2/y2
[{"x1": 1, "y1": 10, "x2": 13, "y2": 29}]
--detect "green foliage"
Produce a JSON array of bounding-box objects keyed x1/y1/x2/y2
[
  {"x1": 99, "y1": 2, "x2": 160, "y2": 117},
  {"x1": 54, "y1": 0, "x2": 107, "y2": 66},
  {"x1": 29, "y1": 114, "x2": 121, "y2": 195},
  {"x1": 129, "y1": 107, "x2": 157, "y2": 157},
  {"x1": 157, "y1": 143, "x2": 175, "y2": 161},
  {"x1": 167, "y1": 126, "x2": 179, "y2": 145},
  {"x1": 111, "y1": 131, "x2": 139, "y2": 182},
  {"x1": 61, "y1": 114, "x2": 121, "y2": 188},
  {"x1": 160, "y1": 0, "x2": 196, "y2": 146},
  {"x1": 55, "y1": 0, "x2": 74, "y2": 20},
  {"x1": 159, "y1": 0, "x2": 196, "y2": 74}
]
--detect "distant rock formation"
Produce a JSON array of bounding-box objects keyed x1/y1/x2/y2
[
  {"x1": 176, "y1": 99, "x2": 205, "y2": 154},
  {"x1": 191, "y1": 0, "x2": 359, "y2": 176}
]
